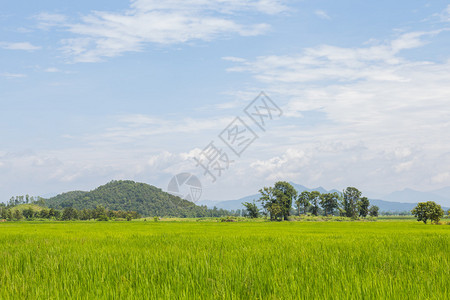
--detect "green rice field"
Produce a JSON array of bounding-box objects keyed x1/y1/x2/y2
[{"x1": 0, "y1": 221, "x2": 448, "y2": 299}]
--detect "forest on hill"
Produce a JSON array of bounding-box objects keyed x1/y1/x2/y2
[
  {"x1": 2, "y1": 180, "x2": 234, "y2": 218},
  {"x1": 44, "y1": 180, "x2": 232, "y2": 217}
]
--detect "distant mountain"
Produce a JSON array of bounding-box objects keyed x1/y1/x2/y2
[
  {"x1": 382, "y1": 188, "x2": 450, "y2": 207},
  {"x1": 198, "y1": 194, "x2": 260, "y2": 211},
  {"x1": 44, "y1": 180, "x2": 219, "y2": 217},
  {"x1": 368, "y1": 199, "x2": 418, "y2": 213},
  {"x1": 431, "y1": 186, "x2": 450, "y2": 199},
  {"x1": 288, "y1": 182, "x2": 340, "y2": 194}
]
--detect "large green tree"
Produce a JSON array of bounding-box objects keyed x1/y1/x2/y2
[
  {"x1": 267, "y1": 203, "x2": 283, "y2": 221},
  {"x1": 0, "y1": 207, "x2": 8, "y2": 219},
  {"x1": 259, "y1": 182, "x2": 297, "y2": 221},
  {"x1": 13, "y1": 209, "x2": 23, "y2": 221},
  {"x1": 296, "y1": 191, "x2": 311, "y2": 215},
  {"x1": 258, "y1": 186, "x2": 277, "y2": 219},
  {"x1": 342, "y1": 187, "x2": 361, "y2": 218},
  {"x1": 411, "y1": 201, "x2": 444, "y2": 224},
  {"x1": 358, "y1": 197, "x2": 370, "y2": 217},
  {"x1": 243, "y1": 201, "x2": 259, "y2": 218},
  {"x1": 319, "y1": 192, "x2": 339, "y2": 216},
  {"x1": 310, "y1": 191, "x2": 321, "y2": 216},
  {"x1": 369, "y1": 205, "x2": 379, "y2": 217},
  {"x1": 22, "y1": 208, "x2": 35, "y2": 220},
  {"x1": 273, "y1": 181, "x2": 297, "y2": 220}
]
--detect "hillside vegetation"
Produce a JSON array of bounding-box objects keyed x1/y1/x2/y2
[{"x1": 44, "y1": 180, "x2": 219, "y2": 217}]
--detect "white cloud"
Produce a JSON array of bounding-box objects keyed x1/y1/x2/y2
[
  {"x1": 226, "y1": 30, "x2": 445, "y2": 84},
  {"x1": 0, "y1": 72, "x2": 27, "y2": 78},
  {"x1": 0, "y1": 42, "x2": 41, "y2": 51},
  {"x1": 432, "y1": 172, "x2": 450, "y2": 184},
  {"x1": 44, "y1": 67, "x2": 61, "y2": 73},
  {"x1": 35, "y1": 12, "x2": 68, "y2": 29},
  {"x1": 222, "y1": 56, "x2": 247, "y2": 63},
  {"x1": 0, "y1": 145, "x2": 203, "y2": 201},
  {"x1": 225, "y1": 28, "x2": 450, "y2": 192},
  {"x1": 315, "y1": 10, "x2": 331, "y2": 20},
  {"x1": 438, "y1": 5, "x2": 450, "y2": 22},
  {"x1": 130, "y1": 0, "x2": 288, "y2": 15},
  {"x1": 250, "y1": 148, "x2": 311, "y2": 181},
  {"x1": 37, "y1": 0, "x2": 286, "y2": 62},
  {"x1": 394, "y1": 160, "x2": 414, "y2": 173}
]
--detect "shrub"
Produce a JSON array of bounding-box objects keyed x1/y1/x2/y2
[{"x1": 96, "y1": 215, "x2": 109, "y2": 221}]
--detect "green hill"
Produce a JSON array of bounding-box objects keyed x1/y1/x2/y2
[{"x1": 44, "y1": 180, "x2": 215, "y2": 217}]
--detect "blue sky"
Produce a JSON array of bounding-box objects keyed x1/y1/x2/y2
[{"x1": 1, "y1": 0, "x2": 450, "y2": 202}]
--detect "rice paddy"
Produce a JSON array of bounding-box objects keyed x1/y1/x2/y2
[{"x1": 0, "y1": 221, "x2": 448, "y2": 299}]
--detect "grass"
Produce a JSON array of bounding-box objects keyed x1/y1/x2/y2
[{"x1": 0, "y1": 221, "x2": 448, "y2": 299}]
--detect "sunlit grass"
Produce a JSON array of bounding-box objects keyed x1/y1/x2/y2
[{"x1": 0, "y1": 221, "x2": 448, "y2": 299}]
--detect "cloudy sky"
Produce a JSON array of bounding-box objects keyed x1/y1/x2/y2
[{"x1": 1, "y1": 0, "x2": 450, "y2": 202}]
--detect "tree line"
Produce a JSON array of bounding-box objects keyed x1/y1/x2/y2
[
  {"x1": 243, "y1": 182, "x2": 379, "y2": 221},
  {"x1": 5, "y1": 195, "x2": 46, "y2": 207},
  {"x1": 0, "y1": 205, "x2": 140, "y2": 221}
]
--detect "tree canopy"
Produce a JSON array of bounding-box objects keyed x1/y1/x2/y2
[{"x1": 411, "y1": 201, "x2": 444, "y2": 224}]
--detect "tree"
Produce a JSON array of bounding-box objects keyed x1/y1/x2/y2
[
  {"x1": 369, "y1": 206, "x2": 379, "y2": 217},
  {"x1": 358, "y1": 197, "x2": 370, "y2": 217},
  {"x1": 53, "y1": 209, "x2": 61, "y2": 219},
  {"x1": 273, "y1": 182, "x2": 297, "y2": 220},
  {"x1": 107, "y1": 209, "x2": 116, "y2": 219},
  {"x1": 97, "y1": 214, "x2": 109, "y2": 221},
  {"x1": 6, "y1": 209, "x2": 13, "y2": 221},
  {"x1": 258, "y1": 186, "x2": 276, "y2": 219},
  {"x1": 39, "y1": 209, "x2": 49, "y2": 219},
  {"x1": 22, "y1": 208, "x2": 35, "y2": 220},
  {"x1": 62, "y1": 207, "x2": 78, "y2": 220},
  {"x1": 34, "y1": 197, "x2": 46, "y2": 207},
  {"x1": 94, "y1": 205, "x2": 106, "y2": 220},
  {"x1": 310, "y1": 191, "x2": 321, "y2": 216},
  {"x1": 258, "y1": 182, "x2": 297, "y2": 221},
  {"x1": 296, "y1": 191, "x2": 311, "y2": 215},
  {"x1": 13, "y1": 209, "x2": 23, "y2": 221},
  {"x1": 79, "y1": 209, "x2": 92, "y2": 220},
  {"x1": 267, "y1": 203, "x2": 283, "y2": 221},
  {"x1": 342, "y1": 187, "x2": 361, "y2": 218},
  {"x1": 320, "y1": 192, "x2": 339, "y2": 216},
  {"x1": 49, "y1": 208, "x2": 57, "y2": 219},
  {"x1": 411, "y1": 201, "x2": 444, "y2": 224},
  {"x1": 243, "y1": 201, "x2": 259, "y2": 218},
  {"x1": 0, "y1": 207, "x2": 8, "y2": 219}
]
